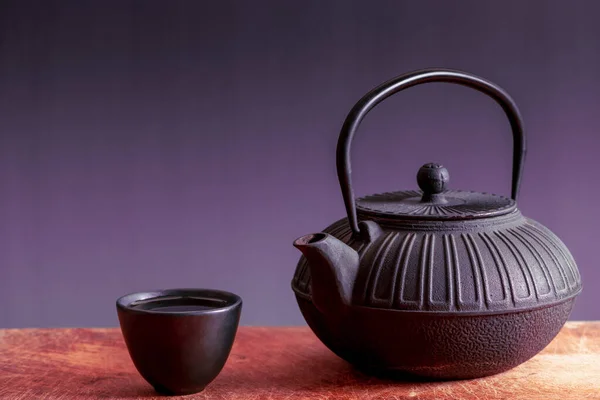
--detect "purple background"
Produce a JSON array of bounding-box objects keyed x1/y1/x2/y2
[{"x1": 1, "y1": 1, "x2": 598, "y2": 328}]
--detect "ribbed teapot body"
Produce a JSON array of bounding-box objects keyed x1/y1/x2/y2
[
  {"x1": 292, "y1": 212, "x2": 581, "y2": 379},
  {"x1": 292, "y1": 211, "x2": 581, "y2": 314}
]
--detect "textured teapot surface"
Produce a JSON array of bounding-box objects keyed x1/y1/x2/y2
[
  {"x1": 292, "y1": 163, "x2": 581, "y2": 314},
  {"x1": 291, "y1": 68, "x2": 582, "y2": 380},
  {"x1": 292, "y1": 208, "x2": 581, "y2": 314}
]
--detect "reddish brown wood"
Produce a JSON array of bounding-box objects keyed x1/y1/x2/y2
[{"x1": 1, "y1": 322, "x2": 599, "y2": 399}]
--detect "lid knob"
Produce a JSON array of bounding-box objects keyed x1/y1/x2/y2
[{"x1": 417, "y1": 163, "x2": 449, "y2": 203}]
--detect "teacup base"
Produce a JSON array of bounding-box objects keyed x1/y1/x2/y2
[{"x1": 153, "y1": 383, "x2": 206, "y2": 396}]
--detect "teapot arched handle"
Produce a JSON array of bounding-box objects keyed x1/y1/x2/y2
[{"x1": 336, "y1": 68, "x2": 527, "y2": 236}]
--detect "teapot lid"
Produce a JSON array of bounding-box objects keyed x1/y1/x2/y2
[{"x1": 356, "y1": 163, "x2": 516, "y2": 221}]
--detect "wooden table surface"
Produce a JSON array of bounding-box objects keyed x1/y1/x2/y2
[{"x1": 1, "y1": 322, "x2": 599, "y2": 399}]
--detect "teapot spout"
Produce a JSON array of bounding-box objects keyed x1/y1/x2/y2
[{"x1": 293, "y1": 233, "x2": 359, "y2": 316}]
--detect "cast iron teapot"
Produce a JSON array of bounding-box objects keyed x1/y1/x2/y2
[{"x1": 292, "y1": 68, "x2": 581, "y2": 379}]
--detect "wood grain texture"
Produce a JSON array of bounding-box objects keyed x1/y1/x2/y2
[{"x1": 1, "y1": 322, "x2": 599, "y2": 399}]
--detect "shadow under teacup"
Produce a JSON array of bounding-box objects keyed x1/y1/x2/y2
[{"x1": 116, "y1": 288, "x2": 242, "y2": 396}]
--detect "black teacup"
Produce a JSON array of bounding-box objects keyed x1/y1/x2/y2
[{"x1": 116, "y1": 288, "x2": 242, "y2": 395}]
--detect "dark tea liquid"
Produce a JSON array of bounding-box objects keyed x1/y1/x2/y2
[{"x1": 129, "y1": 295, "x2": 228, "y2": 313}]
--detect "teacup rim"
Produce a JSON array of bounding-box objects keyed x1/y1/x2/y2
[{"x1": 116, "y1": 288, "x2": 242, "y2": 316}]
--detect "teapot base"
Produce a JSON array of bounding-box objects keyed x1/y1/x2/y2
[{"x1": 296, "y1": 295, "x2": 576, "y2": 380}]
